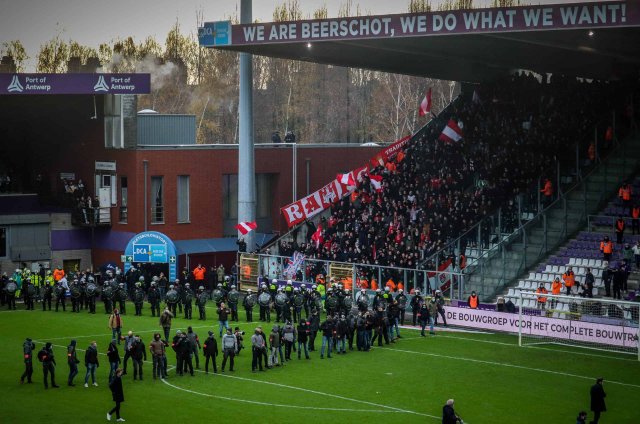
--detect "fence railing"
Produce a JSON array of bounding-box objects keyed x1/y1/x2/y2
[{"x1": 239, "y1": 252, "x2": 465, "y2": 300}]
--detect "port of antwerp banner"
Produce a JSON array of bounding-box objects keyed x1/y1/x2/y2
[{"x1": 281, "y1": 135, "x2": 410, "y2": 227}]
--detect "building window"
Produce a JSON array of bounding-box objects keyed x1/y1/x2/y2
[
  {"x1": 119, "y1": 176, "x2": 128, "y2": 223},
  {"x1": 177, "y1": 175, "x2": 190, "y2": 223},
  {"x1": 0, "y1": 227, "x2": 7, "y2": 258},
  {"x1": 222, "y1": 174, "x2": 273, "y2": 236},
  {"x1": 151, "y1": 176, "x2": 164, "y2": 223}
]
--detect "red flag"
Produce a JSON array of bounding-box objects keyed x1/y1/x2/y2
[
  {"x1": 337, "y1": 172, "x2": 356, "y2": 187},
  {"x1": 311, "y1": 224, "x2": 323, "y2": 248},
  {"x1": 369, "y1": 174, "x2": 383, "y2": 192},
  {"x1": 235, "y1": 221, "x2": 257, "y2": 235},
  {"x1": 438, "y1": 119, "x2": 463, "y2": 143},
  {"x1": 419, "y1": 88, "x2": 432, "y2": 117}
]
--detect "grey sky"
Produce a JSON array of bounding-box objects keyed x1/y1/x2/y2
[{"x1": 0, "y1": 0, "x2": 606, "y2": 71}]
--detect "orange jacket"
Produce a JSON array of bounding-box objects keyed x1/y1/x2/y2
[
  {"x1": 193, "y1": 266, "x2": 206, "y2": 281},
  {"x1": 385, "y1": 279, "x2": 396, "y2": 292},
  {"x1": 53, "y1": 268, "x2": 65, "y2": 282},
  {"x1": 588, "y1": 143, "x2": 596, "y2": 161},
  {"x1": 468, "y1": 295, "x2": 478, "y2": 309},
  {"x1": 536, "y1": 287, "x2": 548, "y2": 303},
  {"x1": 370, "y1": 279, "x2": 379, "y2": 291},
  {"x1": 396, "y1": 282, "x2": 404, "y2": 292},
  {"x1": 562, "y1": 271, "x2": 575, "y2": 287},
  {"x1": 600, "y1": 241, "x2": 613, "y2": 254},
  {"x1": 358, "y1": 279, "x2": 370, "y2": 290},
  {"x1": 551, "y1": 280, "x2": 562, "y2": 295},
  {"x1": 541, "y1": 180, "x2": 553, "y2": 197},
  {"x1": 619, "y1": 186, "x2": 632, "y2": 201},
  {"x1": 343, "y1": 278, "x2": 353, "y2": 291},
  {"x1": 396, "y1": 151, "x2": 405, "y2": 163},
  {"x1": 385, "y1": 161, "x2": 396, "y2": 173}
]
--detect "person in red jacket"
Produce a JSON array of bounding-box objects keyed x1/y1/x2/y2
[
  {"x1": 631, "y1": 204, "x2": 639, "y2": 235},
  {"x1": 615, "y1": 216, "x2": 625, "y2": 244}
]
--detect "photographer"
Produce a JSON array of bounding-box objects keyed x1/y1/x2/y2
[{"x1": 234, "y1": 327, "x2": 245, "y2": 356}]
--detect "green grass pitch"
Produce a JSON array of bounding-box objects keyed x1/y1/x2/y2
[{"x1": 1, "y1": 302, "x2": 638, "y2": 423}]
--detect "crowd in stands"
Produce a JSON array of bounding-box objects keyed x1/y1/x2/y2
[{"x1": 284, "y1": 74, "x2": 623, "y2": 278}]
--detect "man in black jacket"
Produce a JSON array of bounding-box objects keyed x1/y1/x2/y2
[
  {"x1": 203, "y1": 331, "x2": 219, "y2": 373},
  {"x1": 442, "y1": 399, "x2": 462, "y2": 424},
  {"x1": 319, "y1": 316, "x2": 334, "y2": 359},
  {"x1": 20, "y1": 338, "x2": 35, "y2": 384},
  {"x1": 67, "y1": 339, "x2": 80, "y2": 386},
  {"x1": 39, "y1": 342, "x2": 59, "y2": 389},
  {"x1": 590, "y1": 377, "x2": 607, "y2": 424},
  {"x1": 84, "y1": 341, "x2": 99, "y2": 387},
  {"x1": 131, "y1": 335, "x2": 147, "y2": 381}
]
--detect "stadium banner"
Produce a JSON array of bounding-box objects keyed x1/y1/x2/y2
[
  {"x1": 427, "y1": 258, "x2": 455, "y2": 292},
  {"x1": 1, "y1": 73, "x2": 151, "y2": 95},
  {"x1": 445, "y1": 307, "x2": 638, "y2": 348},
  {"x1": 281, "y1": 165, "x2": 368, "y2": 227},
  {"x1": 229, "y1": 1, "x2": 637, "y2": 45},
  {"x1": 281, "y1": 134, "x2": 410, "y2": 227}
]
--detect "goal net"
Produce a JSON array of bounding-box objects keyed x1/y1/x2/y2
[{"x1": 517, "y1": 292, "x2": 640, "y2": 358}]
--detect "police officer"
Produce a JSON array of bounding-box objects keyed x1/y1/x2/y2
[
  {"x1": 292, "y1": 287, "x2": 304, "y2": 323},
  {"x1": 134, "y1": 280, "x2": 145, "y2": 316},
  {"x1": 258, "y1": 283, "x2": 269, "y2": 321},
  {"x1": 183, "y1": 283, "x2": 194, "y2": 320},
  {"x1": 39, "y1": 342, "x2": 59, "y2": 389},
  {"x1": 70, "y1": 278, "x2": 81, "y2": 313},
  {"x1": 196, "y1": 286, "x2": 207, "y2": 320},
  {"x1": 301, "y1": 283, "x2": 310, "y2": 318},
  {"x1": 372, "y1": 288, "x2": 384, "y2": 310},
  {"x1": 243, "y1": 289, "x2": 255, "y2": 322},
  {"x1": 6, "y1": 278, "x2": 17, "y2": 310},
  {"x1": 228, "y1": 285, "x2": 239, "y2": 321},
  {"x1": 55, "y1": 279, "x2": 67, "y2": 312},
  {"x1": 20, "y1": 338, "x2": 36, "y2": 384},
  {"x1": 396, "y1": 289, "x2": 408, "y2": 325},
  {"x1": 86, "y1": 277, "x2": 97, "y2": 314},
  {"x1": 148, "y1": 281, "x2": 160, "y2": 317},
  {"x1": 115, "y1": 282, "x2": 127, "y2": 315},
  {"x1": 434, "y1": 290, "x2": 448, "y2": 326},
  {"x1": 42, "y1": 277, "x2": 53, "y2": 311},
  {"x1": 325, "y1": 288, "x2": 337, "y2": 316},
  {"x1": 102, "y1": 280, "x2": 114, "y2": 314},
  {"x1": 357, "y1": 288, "x2": 369, "y2": 312},
  {"x1": 24, "y1": 278, "x2": 35, "y2": 310}
]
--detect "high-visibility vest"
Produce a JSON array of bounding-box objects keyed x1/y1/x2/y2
[
  {"x1": 536, "y1": 288, "x2": 548, "y2": 303},
  {"x1": 242, "y1": 265, "x2": 251, "y2": 279},
  {"x1": 633, "y1": 208, "x2": 640, "y2": 219},
  {"x1": 600, "y1": 241, "x2": 613, "y2": 254},
  {"x1": 616, "y1": 220, "x2": 625, "y2": 232},
  {"x1": 370, "y1": 279, "x2": 379, "y2": 291},
  {"x1": 468, "y1": 296, "x2": 478, "y2": 309},
  {"x1": 385, "y1": 279, "x2": 396, "y2": 291},
  {"x1": 551, "y1": 280, "x2": 562, "y2": 295},
  {"x1": 53, "y1": 268, "x2": 65, "y2": 282},
  {"x1": 562, "y1": 272, "x2": 575, "y2": 287}
]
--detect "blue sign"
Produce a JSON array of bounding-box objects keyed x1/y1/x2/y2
[
  {"x1": 199, "y1": 21, "x2": 232, "y2": 47},
  {"x1": 0, "y1": 73, "x2": 151, "y2": 95},
  {"x1": 124, "y1": 231, "x2": 178, "y2": 282}
]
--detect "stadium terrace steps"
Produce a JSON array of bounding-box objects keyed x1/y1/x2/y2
[{"x1": 463, "y1": 135, "x2": 640, "y2": 302}]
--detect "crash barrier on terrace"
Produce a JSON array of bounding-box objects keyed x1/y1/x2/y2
[{"x1": 238, "y1": 252, "x2": 464, "y2": 300}]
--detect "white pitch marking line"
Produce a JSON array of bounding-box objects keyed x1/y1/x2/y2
[
  {"x1": 161, "y1": 378, "x2": 398, "y2": 414},
  {"x1": 34, "y1": 340, "x2": 434, "y2": 418},
  {"x1": 38, "y1": 325, "x2": 215, "y2": 341},
  {"x1": 387, "y1": 346, "x2": 640, "y2": 389}
]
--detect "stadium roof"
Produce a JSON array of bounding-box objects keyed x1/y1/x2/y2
[{"x1": 204, "y1": 1, "x2": 640, "y2": 82}]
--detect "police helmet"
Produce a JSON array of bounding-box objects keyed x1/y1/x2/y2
[
  {"x1": 185, "y1": 283, "x2": 190, "y2": 287},
  {"x1": 47, "y1": 270, "x2": 52, "y2": 275},
  {"x1": 151, "y1": 282, "x2": 156, "y2": 287},
  {"x1": 231, "y1": 285, "x2": 236, "y2": 289},
  {"x1": 88, "y1": 276, "x2": 95, "y2": 282},
  {"x1": 139, "y1": 276, "x2": 145, "y2": 281},
  {"x1": 272, "y1": 279, "x2": 277, "y2": 284},
  {"x1": 287, "y1": 280, "x2": 292, "y2": 285},
  {"x1": 224, "y1": 276, "x2": 230, "y2": 281},
  {"x1": 384, "y1": 286, "x2": 390, "y2": 291},
  {"x1": 312, "y1": 284, "x2": 317, "y2": 289},
  {"x1": 376, "y1": 289, "x2": 381, "y2": 293},
  {"x1": 261, "y1": 284, "x2": 267, "y2": 289},
  {"x1": 169, "y1": 285, "x2": 174, "y2": 289},
  {"x1": 361, "y1": 288, "x2": 366, "y2": 292},
  {"x1": 247, "y1": 289, "x2": 252, "y2": 293},
  {"x1": 345, "y1": 289, "x2": 350, "y2": 294},
  {"x1": 277, "y1": 287, "x2": 283, "y2": 292},
  {"x1": 176, "y1": 330, "x2": 182, "y2": 335},
  {"x1": 198, "y1": 286, "x2": 204, "y2": 291},
  {"x1": 301, "y1": 284, "x2": 306, "y2": 289},
  {"x1": 119, "y1": 283, "x2": 124, "y2": 287},
  {"x1": 398, "y1": 289, "x2": 404, "y2": 293},
  {"x1": 175, "y1": 279, "x2": 180, "y2": 283},
  {"x1": 338, "y1": 283, "x2": 343, "y2": 288},
  {"x1": 327, "y1": 288, "x2": 333, "y2": 293},
  {"x1": 135, "y1": 282, "x2": 141, "y2": 287},
  {"x1": 152, "y1": 276, "x2": 159, "y2": 281},
  {"x1": 217, "y1": 283, "x2": 222, "y2": 288},
  {"x1": 15, "y1": 268, "x2": 20, "y2": 273},
  {"x1": 294, "y1": 287, "x2": 299, "y2": 292}
]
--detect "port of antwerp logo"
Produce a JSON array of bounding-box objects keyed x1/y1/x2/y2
[
  {"x1": 93, "y1": 75, "x2": 110, "y2": 92},
  {"x1": 7, "y1": 75, "x2": 24, "y2": 92}
]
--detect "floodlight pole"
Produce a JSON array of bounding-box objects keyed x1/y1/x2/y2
[{"x1": 238, "y1": 0, "x2": 256, "y2": 251}]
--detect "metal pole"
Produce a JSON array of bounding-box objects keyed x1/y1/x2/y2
[
  {"x1": 292, "y1": 143, "x2": 297, "y2": 201},
  {"x1": 143, "y1": 160, "x2": 148, "y2": 232},
  {"x1": 238, "y1": 0, "x2": 256, "y2": 250}
]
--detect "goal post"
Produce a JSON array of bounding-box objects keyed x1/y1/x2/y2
[{"x1": 517, "y1": 291, "x2": 640, "y2": 359}]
